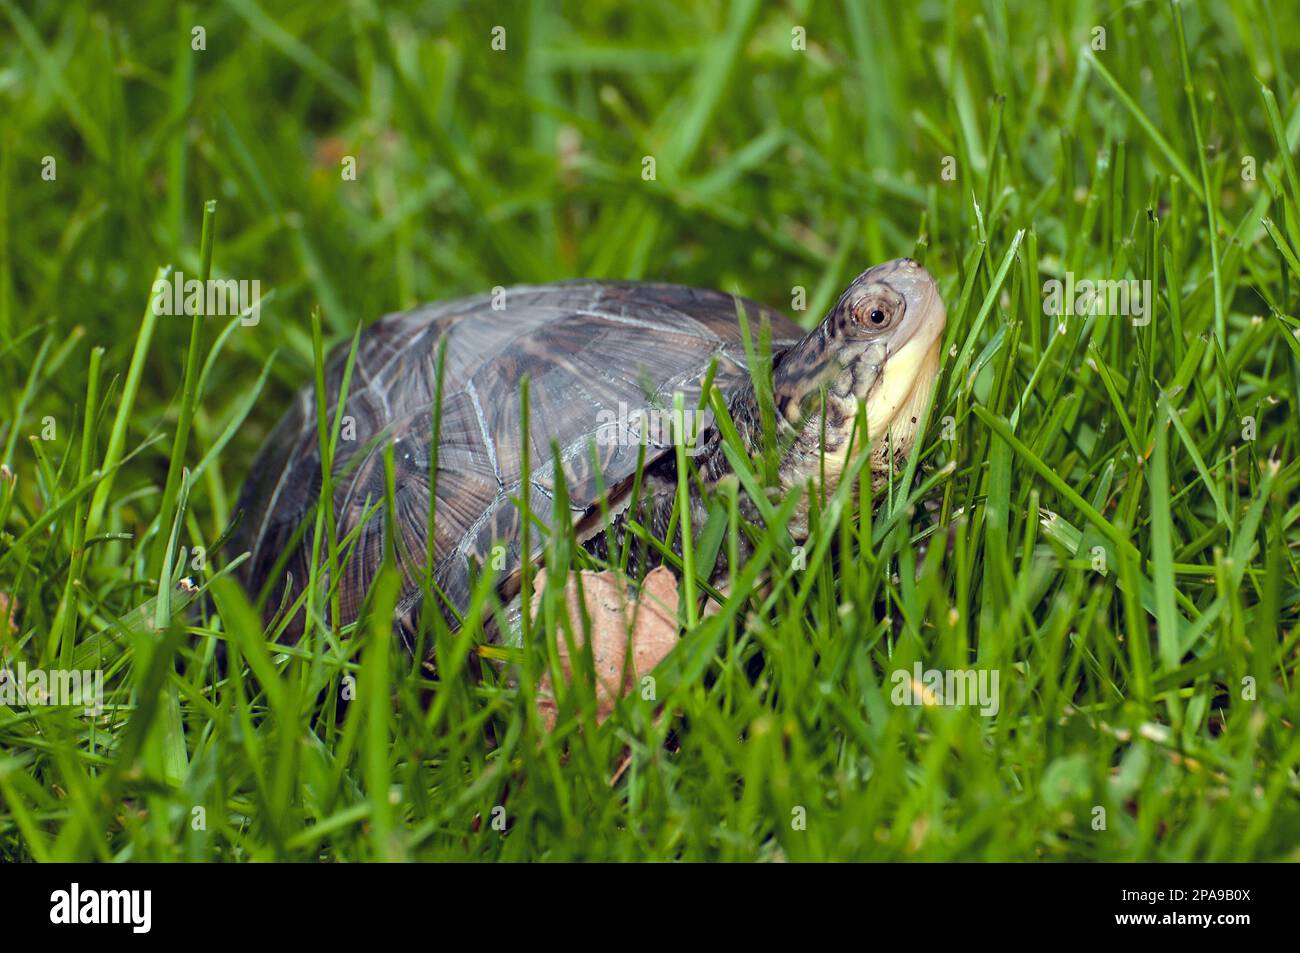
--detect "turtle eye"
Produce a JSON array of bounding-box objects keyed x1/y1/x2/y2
[{"x1": 850, "y1": 296, "x2": 894, "y2": 331}]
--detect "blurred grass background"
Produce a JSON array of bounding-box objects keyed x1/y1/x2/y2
[{"x1": 1, "y1": 0, "x2": 1299, "y2": 861}]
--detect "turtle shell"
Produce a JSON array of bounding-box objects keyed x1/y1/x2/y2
[{"x1": 233, "y1": 281, "x2": 804, "y2": 645}]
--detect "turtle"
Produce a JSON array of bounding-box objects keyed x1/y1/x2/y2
[{"x1": 232, "y1": 257, "x2": 947, "y2": 650}]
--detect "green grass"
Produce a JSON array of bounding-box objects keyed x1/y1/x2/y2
[{"x1": 1, "y1": 0, "x2": 1299, "y2": 861}]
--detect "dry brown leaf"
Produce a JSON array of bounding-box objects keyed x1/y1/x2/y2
[
  {"x1": 0, "y1": 592, "x2": 17, "y2": 636},
  {"x1": 534, "y1": 566, "x2": 679, "y2": 730}
]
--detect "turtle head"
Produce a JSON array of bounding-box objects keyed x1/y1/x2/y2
[{"x1": 771, "y1": 257, "x2": 946, "y2": 488}]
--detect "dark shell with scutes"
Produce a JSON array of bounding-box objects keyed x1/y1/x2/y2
[{"x1": 233, "y1": 281, "x2": 803, "y2": 644}]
